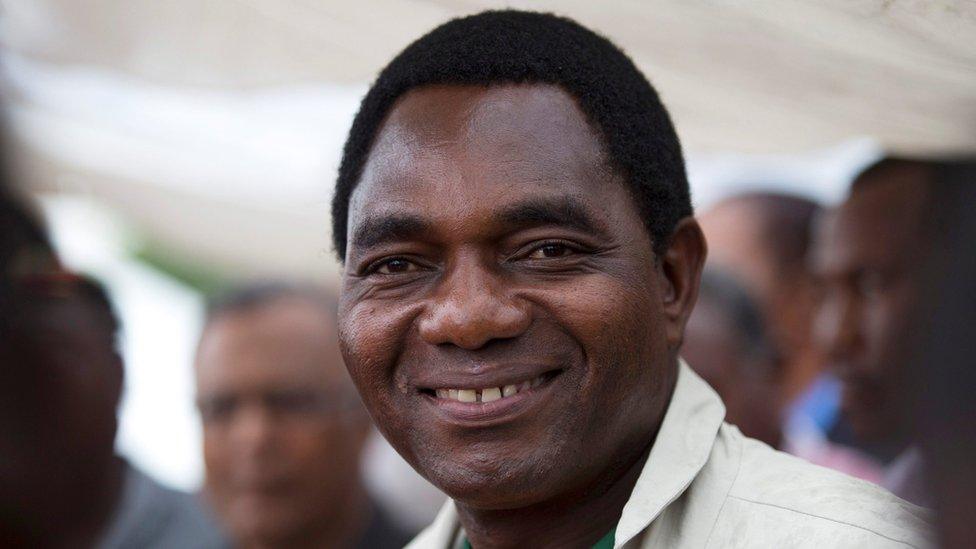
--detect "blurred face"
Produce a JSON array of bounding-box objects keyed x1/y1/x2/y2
[
  {"x1": 811, "y1": 179, "x2": 928, "y2": 442},
  {"x1": 683, "y1": 300, "x2": 782, "y2": 448},
  {"x1": 196, "y1": 299, "x2": 368, "y2": 546},
  {"x1": 698, "y1": 201, "x2": 819, "y2": 398},
  {"x1": 698, "y1": 207, "x2": 779, "y2": 310},
  {"x1": 0, "y1": 279, "x2": 122, "y2": 537},
  {"x1": 339, "y1": 84, "x2": 703, "y2": 509}
]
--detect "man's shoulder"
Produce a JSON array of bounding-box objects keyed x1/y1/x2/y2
[
  {"x1": 707, "y1": 425, "x2": 933, "y2": 547},
  {"x1": 99, "y1": 464, "x2": 229, "y2": 549},
  {"x1": 403, "y1": 425, "x2": 935, "y2": 549}
]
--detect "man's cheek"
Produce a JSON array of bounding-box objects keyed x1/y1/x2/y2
[
  {"x1": 338, "y1": 306, "x2": 394, "y2": 377},
  {"x1": 339, "y1": 301, "x2": 422, "y2": 416},
  {"x1": 566, "y1": 281, "x2": 654, "y2": 344}
]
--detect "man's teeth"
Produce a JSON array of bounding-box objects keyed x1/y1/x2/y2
[
  {"x1": 482, "y1": 387, "x2": 502, "y2": 402},
  {"x1": 434, "y1": 375, "x2": 547, "y2": 403}
]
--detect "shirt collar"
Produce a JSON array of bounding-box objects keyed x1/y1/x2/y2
[
  {"x1": 419, "y1": 360, "x2": 726, "y2": 549},
  {"x1": 614, "y1": 359, "x2": 726, "y2": 546}
]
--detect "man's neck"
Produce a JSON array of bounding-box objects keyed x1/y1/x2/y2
[{"x1": 456, "y1": 438, "x2": 653, "y2": 549}]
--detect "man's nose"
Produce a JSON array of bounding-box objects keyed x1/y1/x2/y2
[
  {"x1": 229, "y1": 404, "x2": 275, "y2": 456},
  {"x1": 418, "y1": 259, "x2": 531, "y2": 350}
]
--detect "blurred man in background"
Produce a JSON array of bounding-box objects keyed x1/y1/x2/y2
[
  {"x1": 195, "y1": 284, "x2": 412, "y2": 549},
  {"x1": 2, "y1": 275, "x2": 222, "y2": 549},
  {"x1": 811, "y1": 157, "x2": 942, "y2": 506},
  {"x1": 681, "y1": 268, "x2": 783, "y2": 448},
  {"x1": 903, "y1": 162, "x2": 976, "y2": 547},
  {"x1": 697, "y1": 192, "x2": 886, "y2": 480},
  {"x1": 698, "y1": 193, "x2": 825, "y2": 409},
  {"x1": 0, "y1": 183, "x2": 100, "y2": 549},
  {"x1": 1, "y1": 178, "x2": 223, "y2": 547}
]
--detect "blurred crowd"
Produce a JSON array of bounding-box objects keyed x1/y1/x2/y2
[
  {"x1": 684, "y1": 158, "x2": 976, "y2": 548},
  {"x1": 5, "y1": 143, "x2": 975, "y2": 548},
  {"x1": 1, "y1": 97, "x2": 975, "y2": 549},
  {"x1": 1, "y1": 150, "x2": 423, "y2": 546}
]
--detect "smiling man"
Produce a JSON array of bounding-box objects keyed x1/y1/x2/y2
[{"x1": 331, "y1": 11, "x2": 930, "y2": 549}]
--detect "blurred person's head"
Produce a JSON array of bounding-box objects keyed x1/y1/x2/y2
[
  {"x1": 195, "y1": 283, "x2": 371, "y2": 549},
  {"x1": 331, "y1": 10, "x2": 704, "y2": 545},
  {"x1": 1, "y1": 145, "x2": 124, "y2": 547},
  {"x1": 810, "y1": 158, "x2": 937, "y2": 447},
  {"x1": 698, "y1": 193, "x2": 823, "y2": 401},
  {"x1": 0, "y1": 265, "x2": 124, "y2": 547},
  {"x1": 682, "y1": 269, "x2": 783, "y2": 448},
  {"x1": 901, "y1": 161, "x2": 976, "y2": 548}
]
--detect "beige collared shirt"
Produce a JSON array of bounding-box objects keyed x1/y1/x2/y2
[{"x1": 407, "y1": 362, "x2": 933, "y2": 548}]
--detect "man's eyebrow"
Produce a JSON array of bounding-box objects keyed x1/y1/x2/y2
[
  {"x1": 350, "y1": 214, "x2": 430, "y2": 250},
  {"x1": 496, "y1": 197, "x2": 602, "y2": 235}
]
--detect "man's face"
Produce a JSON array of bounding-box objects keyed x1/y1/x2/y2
[
  {"x1": 196, "y1": 299, "x2": 368, "y2": 545},
  {"x1": 0, "y1": 283, "x2": 122, "y2": 530},
  {"x1": 698, "y1": 201, "x2": 817, "y2": 379},
  {"x1": 339, "y1": 84, "x2": 693, "y2": 509},
  {"x1": 811, "y1": 179, "x2": 927, "y2": 442}
]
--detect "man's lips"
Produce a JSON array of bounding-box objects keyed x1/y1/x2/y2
[{"x1": 417, "y1": 368, "x2": 564, "y2": 426}]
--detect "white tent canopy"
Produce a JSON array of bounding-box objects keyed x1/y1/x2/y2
[
  {"x1": 4, "y1": 0, "x2": 974, "y2": 152},
  {"x1": 2, "y1": 0, "x2": 973, "y2": 279}
]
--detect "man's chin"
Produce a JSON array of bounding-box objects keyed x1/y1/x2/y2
[
  {"x1": 228, "y1": 500, "x2": 306, "y2": 536},
  {"x1": 439, "y1": 479, "x2": 556, "y2": 511},
  {"x1": 416, "y1": 450, "x2": 566, "y2": 510},
  {"x1": 232, "y1": 515, "x2": 308, "y2": 547}
]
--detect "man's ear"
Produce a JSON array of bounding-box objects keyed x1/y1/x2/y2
[{"x1": 659, "y1": 217, "x2": 707, "y2": 351}]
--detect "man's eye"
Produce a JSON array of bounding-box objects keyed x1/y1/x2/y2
[
  {"x1": 527, "y1": 243, "x2": 574, "y2": 259},
  {"x1": 199, "y1": 398, "x2": 236, "y2": 423},
  {"x1": 374, "y1": 258, "x2": 419, "y2": 275}
]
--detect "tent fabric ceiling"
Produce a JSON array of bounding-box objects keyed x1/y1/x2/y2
[
  {"x1": 0, "y1": 1, "x2": 972, "y2": 281},
  {"x1": 3, "y1": 0, "x2": 974, "y2": 154}
]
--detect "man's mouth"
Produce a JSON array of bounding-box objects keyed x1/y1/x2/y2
[
  {"x1": 429, "y1": 371, "x2": 555, "y2": 403},
  {"x1": 417, "y1": 369, "x2": 564, "y2": 425}
]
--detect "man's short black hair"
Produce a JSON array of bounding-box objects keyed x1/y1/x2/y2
[{"x1": 331, "y1": 9, "x2": 691, "y2": 260}]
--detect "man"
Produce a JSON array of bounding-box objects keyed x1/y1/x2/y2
[
  {"x1": 902, "y1": 162, "x2": 976, "y2": 548},
  {"x1": 1, "y1": 268, "x2": 225, "y2": 548},
  {"x1": 811, "y1": 158, "x2": 943, "y2": 506},
  {"x1": 681, "y1": 268, "x2": 783, "y2": 449},
  {"x1": 698, "y1": 192, "x2": 885, "y2": 480},
  {"x1": 195, "y1": 284, "x2": 412, "y2": 549},
  {"x1": 332, "y1": 11, "x2": 930, "y2": 548},
  {"x1": 698, "y1": 193, "x2": 827, "y2": 416}
]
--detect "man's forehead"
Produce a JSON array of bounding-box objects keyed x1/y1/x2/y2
[
  {"x1": 377, "y1": 83, "x2": 602, "y2": 147},
  {"x1": 814, "y1": 187, "x2": 922, "y2": 272},
  {"x1": 347, "y1": 84, "x2": 624, "y2": 244},
  {"x1": 840, "y1": 182, "x2": 926, "y2": 244},
  {"x1": 355, "y1": 85, "x2": 610, "y2": 194},
  {"x1": 197, "y1": 301, "x2": 345, "y2": 386}
]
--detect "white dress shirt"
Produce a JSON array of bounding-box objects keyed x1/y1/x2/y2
[{"x1": 407, "y1": 362, "x2": 932, "y2": 548}]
